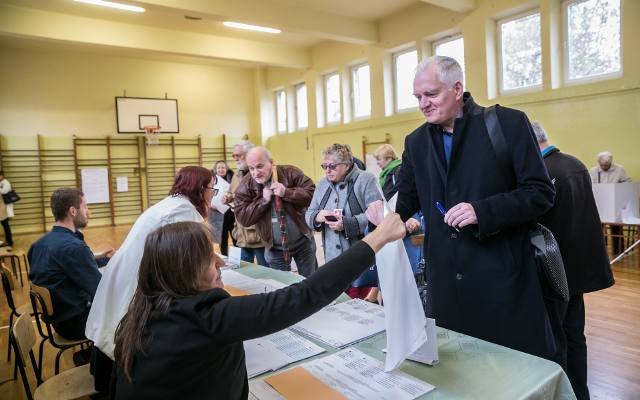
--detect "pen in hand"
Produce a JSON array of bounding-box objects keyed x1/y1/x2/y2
[{"x1": 435, "y1": 201, "x2": 460, "y2": 232}]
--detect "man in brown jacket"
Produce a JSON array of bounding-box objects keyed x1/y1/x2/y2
[
  {"x1": 224, "y1": 141, "x2": 267, "y2": 266},
  {"x1": 234, "y1": 147, "x2": 317, "y2": 277}
]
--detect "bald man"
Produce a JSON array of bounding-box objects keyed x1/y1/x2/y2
[{"x1": 234, "y1": 147, "x2": 317, "y2": 277}]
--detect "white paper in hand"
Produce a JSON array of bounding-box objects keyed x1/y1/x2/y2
[
  {"x1": 376, "y1": 192, "x2": 428, "y2": 371},
  {"x1": 210, "y1": 177, "x2": 230, "y2": 214}
]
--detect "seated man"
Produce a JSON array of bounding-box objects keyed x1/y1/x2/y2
[{"x1": 29, "y1": 188, "x2": 113, "y2": 341}]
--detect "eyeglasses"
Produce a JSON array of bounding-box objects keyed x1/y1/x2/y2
[
  {"x1": 206, "y1": 186, "x2": 219, "y2": 196},
  {"x1": 320, "y1": 162, "x2": 348, "y2": 171}
]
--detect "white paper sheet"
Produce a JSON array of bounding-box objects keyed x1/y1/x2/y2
[
  {"x1": 81, "y1": 168, "x2": 110, "y2": 204},
  {"x1": 249, "y1": 380, "x2": 285, "y2": 400},
  {"x1": 221, "y1": 269, "x2": 288, "y2": 294},
  {"x1": 244, "y1": 330, "x2": 325, "y2": 378},
  {"x1": 257, "y1": 348, "x2": 435, "y2": 400},
  {"x1": 115, "y1": 176, "x2": 128, "y2": 192},
  {"x1": 291, "y1": 299, "x2": 386, "y2": 348},
  {"x1": 226, "y1": 246, "x2": 242, "y2": 268},
  {"x1": 376, "y1": 193, "x2": 428, "y2": 371},
  {"x1": 211, "y1": 177, "x2": 230, "y2": 213},
  {"x1": 384, "y1": 318, "x2": 439, "y2": 366}
]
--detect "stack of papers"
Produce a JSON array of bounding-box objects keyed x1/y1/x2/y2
[
  {"x1": 222, "y1": 269, "x2": 288, "y2": 295},
  {"x1": 251, "y1": 348, "x2": 435, "y2": 400},
  {"x1": 291, "y1": 299, "x2": 386, "y2": 348},
  {"x1": 244, "y1": 330, "x2": 325, "y2": 378}
]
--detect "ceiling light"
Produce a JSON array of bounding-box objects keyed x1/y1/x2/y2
[
  {"x1": 74, "y1": 0, "x2": 145, "y2": 13},
  {"x1": 223, "y1": 21, "x2": 281, "y2": 34}
]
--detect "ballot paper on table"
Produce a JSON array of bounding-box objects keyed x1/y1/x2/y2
[
  {"x1": 244, "y1": 329, "x2": 326, "y2": 378},
  {"x1": 225, "y1": 246, "x2": 242, "y2": 268},
  {"x1": 221, "y1": 269, "x2": 288, "y2": 295},
  {"x1": 383, "y1": 318, "x2": 439, "y2": 365},
  {"x1": 377, "y1": 193, "x2": 428, "y2": 371},
  {"x1": 291, "y1": 299, "x2": 386, "y2": 348},
  {"x1": 255, "y1": 348, "x2": 435, "y2": 400},
  {"x1": 210, "y1": 176, "x2": 230, "y2": 214}
]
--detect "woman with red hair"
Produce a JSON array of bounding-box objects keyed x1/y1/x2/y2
[{"x1": 85, "y1": 166, "x2": 216, "y2": 393}]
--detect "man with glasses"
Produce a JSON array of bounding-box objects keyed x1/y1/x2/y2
[
  {"x1": 394, "y1": 56, "x2": 558, "y2": 361},
  {"x1": 223, "y1": 141, "x2": 268, "y2": 266},
  {"x1": 234, "y1": 147, "x2": 317, "y2": 277}
]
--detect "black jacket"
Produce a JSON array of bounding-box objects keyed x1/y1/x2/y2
[
  {"x1": 396, "y1": 93, "x2": 556, "y2": 360},
  {"x1": 539, "y1": 147, "x2": 614, "y2": 295},
  {"x1": 115, "y1": 241, "x2": 375, "y2": 400}
]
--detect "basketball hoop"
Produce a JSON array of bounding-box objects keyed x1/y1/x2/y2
[{"x1": 143, "y1": 125, "x2": 160, "y2": 145}]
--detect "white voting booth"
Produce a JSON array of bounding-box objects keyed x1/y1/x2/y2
[{"x1": 592, "y1": 183, "x2": 640, "y2": 223}]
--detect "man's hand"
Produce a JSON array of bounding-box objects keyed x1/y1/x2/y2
[
  {"x1": 365, "y1": 200, "x2": 385, "y2": 226},
  {"x1": 262, "y1": 187, "x2": 273, "y2": 202},
  {"x1": 405, "y1": 217, "x2": 420, "y2": 233},
  {"x1": 94, "y1": 248, "x2": 115, "y2": 259},
  {"x1": 444, "y1": 202, "x2": 478, "y2": 228},
  {"x1": 315, "y1": 210, "x2": 334, "y2": 224},
  {"x1": 270, "y1": 182, "x2": 286, "y2": 197}
]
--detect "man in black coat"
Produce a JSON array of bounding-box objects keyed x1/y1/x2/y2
[
  {"x1": 534, "y1": 122, "x2": 614, "y2": 400},
  {"x1": 396, "y1": 56, "x2": 557, "y2": 360}
]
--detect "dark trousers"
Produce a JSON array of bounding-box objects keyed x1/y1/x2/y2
[
  {"x1": 220, "y1": 210, "x2": 236, "y2": 256},
  {"x1": 52, "y1": 308, "x2": 90, "y2": 341},
  {"x1": 240, "y1": 247, "x2": 267, "y2": 266},
  {"x1": 564, "y1": 294, "x2": 590, "y2": 400},
  {"x1": 1, "y1": 218, "x2": 13, "y2": 246},
  {"x1": 265, "y1": 235, "x2": 317, "y2": 278},
  {"x1": 90, "y1": 347, "x2": 115, "y2": 394}
]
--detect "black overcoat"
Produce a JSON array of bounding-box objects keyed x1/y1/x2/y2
[
  {"x1": 396, "y1": 93, "x2": 556, "y2": 359},
  {"x1": 539, "y1": 147, "x2": 614, "y2": 295}
]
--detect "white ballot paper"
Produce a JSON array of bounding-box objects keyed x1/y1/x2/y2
[
  {"x1": 227, "y1": 246, "x2": 242, "y2": 268},
  {"x1": 377, "y1": 193, "x2": 428, "y2": 371},
  {"x1": 249, "y1": 380, "x2": 285, "y2": 400},
  {"x1": 291, "y1": 299, "x2": 386, "y2": 348},
  {"x1": 256, "y1": 348, "x2": 435, "y2": 400},
  {"x1": 221, "y1": 269, "x2": 288, "y2": 294},
  {"x1": 210, "y1": 177, "x2": 230, "y2": 214},
  {"x1": 244, "y1": 330, "x2": 325, "y2": 378},
  {"x1": 384, "y1": 318, "x2": 439, "y2": 365}
]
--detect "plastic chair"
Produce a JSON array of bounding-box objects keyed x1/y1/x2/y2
[
  {"x1": 11, "y1": 313, "x2": 98, "y2": 400},
  {"x1": 29, "y1": 282, "x2": 92, "y2": 377}
]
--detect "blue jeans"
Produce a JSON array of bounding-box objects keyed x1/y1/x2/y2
[
  {"x1": 240, "y1": 247, "x2": 267, "y2": 266},
  {"x1": 265, "y1": 235, "x2": 317, "y2": 278}
]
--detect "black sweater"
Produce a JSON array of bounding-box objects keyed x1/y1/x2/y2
[{"x1": 115, "y1": 241, "x2": 375, "y2": 400}]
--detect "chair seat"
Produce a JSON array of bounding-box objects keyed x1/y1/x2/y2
[
  {"x1": 34, "y1": 364, "x2": 98, "y2": 400},
  {"x1": 15, "y1": 303, "x2": 33, "y2": 316},
  {"x1": 52, "y1": 332, "x2": 91, "y2": 347}
]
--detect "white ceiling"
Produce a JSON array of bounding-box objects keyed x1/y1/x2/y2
[{"x1": 0, "y1": 0, "x2": 474, "y2": 67}]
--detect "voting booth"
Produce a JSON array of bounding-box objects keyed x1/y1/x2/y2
[{"x1": 592, "y1": 183, "x2": 640, "y2": 223}]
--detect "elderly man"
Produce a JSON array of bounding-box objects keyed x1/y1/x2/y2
[
  {"x1": 589, "y1": 151, "x2": 631, "y2": 184},
  {"x1": 234, "y1": 147, "x2": 317, "y2": 277},
  {"x1": 395, "y1": 56, "x2": 556, "y2": 360},
  {"x1": 29, "y1": 189, "x2": 113, "y2": 342},
  {"x1": 534, "y1": 122, "x2": 614, "y2": 400},
  {"x1": 223, "y1": 141, "x2": 267, "y2": 266}
]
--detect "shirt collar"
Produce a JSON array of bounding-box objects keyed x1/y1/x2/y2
[{"x1": 540, "y1": 145, "x2": 557, "y2": 158}]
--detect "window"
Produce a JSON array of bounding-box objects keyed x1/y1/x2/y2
[
  {"x1": 275, "y1": 89, "x2": 287, "y2": 133},
  {"x1": 295, "y1": 83, "x2": 308, "y2": 130},
  {"x1": 565, "y1": 0, "x2": 621, "y2": 82},
  {"x1": 498, "y1": 11, "x2": 542, "y2": 92},
  {"x1": 393, "y1": 48, "x2": 418, "y2": 111},
  {"x1": 324, "y1": 72, "x2": 341, "y2": 124},
  {"x1": 434, "y1": 36, "x2": 465, "y2": 83},
  {"x1": 351, "y1": 63, "x2": 371, "y2": 119}
]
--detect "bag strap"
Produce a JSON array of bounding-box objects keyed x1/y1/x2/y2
[{"x1": 483, "y1": 105, "x2": 516, "y2": 188}]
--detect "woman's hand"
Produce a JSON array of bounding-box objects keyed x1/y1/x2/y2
[
  {"x1": 405, "y1": 217, "x2": 420, "y2": 233},
  {"x1": 365, "y1": 200, "x2": 384, "y2": 226},
  {"x1": 315, "y1": 209, "x2": 333, "y2": 224},
  {"x1": 362, "y1": 213, "x2": 406, "y2": 252}
]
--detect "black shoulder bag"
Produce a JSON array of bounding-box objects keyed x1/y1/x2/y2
[
  {"x1": 483, "y1": 105, "x2": 569, "y2": 302},
  {"x1": 2, "y1": 190, "x2": 20, "y2": 204}
]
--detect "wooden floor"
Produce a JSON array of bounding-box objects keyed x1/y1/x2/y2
[{"x1": 0, "y1": 225, "x2": 639, "y2": 399}]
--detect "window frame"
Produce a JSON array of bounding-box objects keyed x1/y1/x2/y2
[
  {"x1": 324, "y1": 71, "x2": 342, "y2": 125},
  {"x1": 392, "y1": 47, "x2": 419, "y2": 113},
  {"x1": 562, "y1": 0, "x2": 622, "y2": 86},
  {"x1": 294, "y1": 82, "x2": 308, "y2": 131},
  {"x1": 350, "y1": 62, "x2": 372, "y2": 121},
  {"x1": 497, "y1": 9, "x2": 543, "y2": 95},
  {"x1": 274, "y1": 89, "x2": 287, "y2": 134},
  {"x1": 432, "y1": 34, "x2": 465, "y2": 83}
]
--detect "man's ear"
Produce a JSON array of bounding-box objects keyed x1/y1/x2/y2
[
  {"x1": 453, "y1": 81, "x2": 464, "y2": 101},
  {"x1": 68, "y1": 206, "x2": 77, "y2": 218}
]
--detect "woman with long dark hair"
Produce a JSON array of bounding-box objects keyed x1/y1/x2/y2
[
  {"x1": 86, "y1": 166, "x2": 216, "y2": 391},
  {"x1": 114, "y1": 213, "x2": 406, "y2": 399}
]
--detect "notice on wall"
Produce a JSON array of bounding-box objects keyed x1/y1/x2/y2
[
  {"x1": 116, "y1": 176, "x2": 129, "y2": 192},
  {"x1": 81, "y1": 168, "x2": 110, "y2": 204}
]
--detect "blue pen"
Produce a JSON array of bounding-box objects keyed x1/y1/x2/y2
[{"x1": 436, "y1": 201, "x2": 460, "y2": 232}]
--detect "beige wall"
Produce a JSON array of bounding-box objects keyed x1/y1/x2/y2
[
  {"x1": 263, "y1": 0, "x2": 640, "y2": 181},
  {"x1": 0, "y1": 42, "x2": 258, "y2": 141}
]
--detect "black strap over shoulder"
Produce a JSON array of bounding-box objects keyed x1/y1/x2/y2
[{"x1": 483, "y1": 105, "x2": 516, "y2": 188}]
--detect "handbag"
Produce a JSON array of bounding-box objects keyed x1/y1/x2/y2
[
  {"x1": 2, "y1": 190, "x2": 20, "y2": 204},
  {"x1": 483, "y1": 105, "x2": 570, "y2": 302}
]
